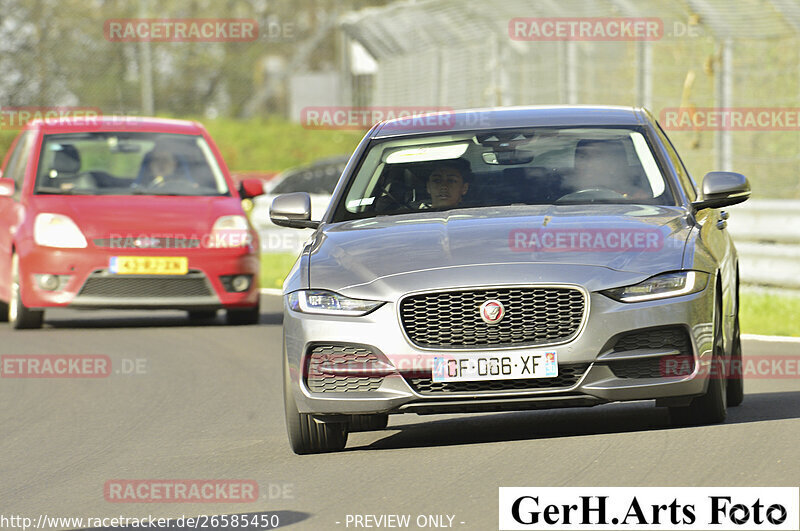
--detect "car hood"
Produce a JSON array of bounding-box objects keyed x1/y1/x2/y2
[
  {"x1": 32, "y1": 195, "x2": 246, "y2": 239},
  {"x1": 309, "y1": 204, "x2": 692, "y2": 293}
]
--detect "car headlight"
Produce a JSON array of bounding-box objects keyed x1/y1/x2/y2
[
  {"x1": 602, "y1": 271, "x2": 709, "y2": 303},
  {"x1": 287, "y1": 290, "x2": 384, "y2": 316},
  {"x1": 34, "y1": 213, "x2": 87, "y2": 248},
  {"x1": 208, "y1": 215, "x2": 251, "y2": 248}
]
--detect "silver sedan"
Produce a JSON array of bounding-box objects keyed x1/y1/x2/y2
[{"x1": 271, "y1": 106, "x2": 750, "y2": 454}]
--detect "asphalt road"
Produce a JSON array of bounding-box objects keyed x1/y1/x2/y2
[{"x1": 1, "y1": 295, "x2": 799, "y2": 530}]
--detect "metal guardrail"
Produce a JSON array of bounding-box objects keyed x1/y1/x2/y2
[{"x1": 726, "y1": 200, "x2": 800, "y2": 289}]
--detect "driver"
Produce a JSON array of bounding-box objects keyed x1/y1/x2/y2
[
  {"x1": 425, "y1": 161, "x2": 471, "y2": 209},
  {"x1": 148, "y1": 149, "x2": 178, "y2": 187},
  {"x1": 139, "y1": 138, "x2": 196, "y2": 188}
]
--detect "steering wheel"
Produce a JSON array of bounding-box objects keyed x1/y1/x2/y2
[{"x1": 374, "y1": 181, "x2": 414, "y2": 212}]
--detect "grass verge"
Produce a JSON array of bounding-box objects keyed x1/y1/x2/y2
[
  {"x1": 740, "y1": 289, "x2": 800, "y2": 337},
  {"x1": 260, "y1": 252, "x2": 299, "y2": 290}
]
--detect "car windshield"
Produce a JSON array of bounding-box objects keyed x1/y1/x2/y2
[
  {"x1": 334, "y1": 127, "x2": 676, "y2": 222},
  {"x1": 34, "y1": 132, "x2": 230, "y2": 196}
]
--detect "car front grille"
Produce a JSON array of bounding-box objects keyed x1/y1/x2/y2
[
  {"x1": 400, "y1": 286, "x2": 585, "y2": 348},
  {"x1": 305, "y1": 345, "x2": 385, "y2": 393},
  {"x1": 607, "y1": 327, "x2": 694, "y2": 379},
  {"x1": 407, "y1": 363, "x2": 590, "y2": 394},
  {"x1": 78, "y1": 270, "x2": 213, "y2": 298}
]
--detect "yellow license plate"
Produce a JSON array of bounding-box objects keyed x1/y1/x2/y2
[{"x1": 109, "y1": 256, "x2": 188, "y2": 275}]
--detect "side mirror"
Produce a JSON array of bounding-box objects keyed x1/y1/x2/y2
[
  {"x1": 238, "y1": 178, "x2": 264, "y2": 199},
  {"x1": 0, "y1": 178, "x2": 15, "y2": 197},
  {"x1": 692, "y1": 171, "x2": 751, "y2": 211},
  {"x1": 270, "y1": 192, "x2": 320, "y2": 229}
]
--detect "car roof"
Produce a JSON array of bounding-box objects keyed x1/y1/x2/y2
[
  {"x1": 25, "y1": 116, "x2": 206, "y2": 135},
  {"x1": 372, "y1": 105, "x2": 650, "y2": 138}
]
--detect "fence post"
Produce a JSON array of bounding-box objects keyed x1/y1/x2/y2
[
  {"x1": 560, "y1": 41, "x2": 578, "y2": 104},
  {"x1": 138, "y1": 0, "x2": 154, "y2": 115},
  {"x1": 635, "y1": 41, "x2": 652, "y2": 109},
  {"x1": 715, "y1": 38, "x2": 733, "y2": 170}
]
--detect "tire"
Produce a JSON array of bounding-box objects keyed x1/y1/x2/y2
[
  {"x1": 669, "y1": 296, "x2": 727, "y2": 426},
  {"x1": 187, "y1": 310, "x2": 217, "y2": 322},
  {"x1": 225, "y1": 300, "x2": 260, "y2": 325},
  {"x1": 0, "y1": 301, "x2": 8, "y2": 322},
  {"x1": 727, "y1": 293, "x2": 744, "y2": 407},
  {"x1": 349, "y1": 414, "x2": 389, "y2": 432},
  {"x1": 283, "y1": 359, "x2": 348, "y2": 454},
  {"x1": 9, "y1": 254, "x2": 44, "y2": 330}
]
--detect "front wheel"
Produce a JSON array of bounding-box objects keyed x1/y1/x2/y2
[
  {"x1": 669, "y1": 296, "x2": 727, "y2": 425},
  {"x1": 727, "y1": 304, "x2": 744, "y2": 407},
  {"x1": 9, "y1": 254, "x2": 44, "y2": 330},
  {"x1": 283, "y1": 360, "x2": 348, "y2": 454}
]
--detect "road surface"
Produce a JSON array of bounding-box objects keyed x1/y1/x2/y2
[{"x1": 1, "y1": 295, "x2": 798, "y2": 530}]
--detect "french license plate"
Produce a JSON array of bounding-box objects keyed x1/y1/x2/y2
[
  {"x1": 109, "y1": 256, "x2": 188, "y2": 275},
  {"x1": 432, "y1": 351, "x2": 558, "y2": 382}
]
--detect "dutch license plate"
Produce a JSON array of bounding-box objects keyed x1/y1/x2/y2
[
  {"x1": 109, "y1": 256, "x2": 188, "y2": 275},
  {"x1": 432, "y1": 351, "x2": 558, "y2": 382}
]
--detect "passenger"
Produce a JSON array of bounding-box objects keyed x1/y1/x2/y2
[
  {"x1": 571, "y1": 139, "x2": 649, "y2": 199},
  {"x1": 425, "y1": 161, "x2": 471, "y2": 209},
  {"x1": 572, "y1": 139, "x2": 629, "y2": 192}
]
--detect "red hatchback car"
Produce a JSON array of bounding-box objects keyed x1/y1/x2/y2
[{"x1": 0, "y1": 116, "x2": 264, "y2": 329}]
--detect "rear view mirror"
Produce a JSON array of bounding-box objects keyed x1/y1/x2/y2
[
  {"x1": 270, "y1": 192, "x2": 320, "y2": 229},
  {"x1": 482, "y1": 150, "x2": 535, "y2": 165},
  {"x1": 239, "y1": 178, "x2": 264, "y2": 199},
  {"x1": 692, "y1": 171, "x2": 751, "y2": 211},
  {"x1": 0, "y1": 178, "x2": 15, "y2": 197},
  {"x1": 112, "y1": 143, "x2": 142, "y2": 153}
]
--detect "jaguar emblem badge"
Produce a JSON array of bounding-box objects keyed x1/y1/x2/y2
[{"x1": 479, "y1": 300, "x2": 505, "y2": 324}]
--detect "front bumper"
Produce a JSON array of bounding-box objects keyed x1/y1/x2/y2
[
  {"x1": 283, "y1": 283, "x2": 715, "y2": 417},
  {"x1": 18, "y1": 244, "x2": 260, "y2": 310}
]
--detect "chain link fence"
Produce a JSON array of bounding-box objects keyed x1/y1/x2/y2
[
  {"x1": 339, "y1": 0, "x2": 800, "y2": 198},
  {"x1": 4, "y1": 0, "x2": 800, "y2": 197}
]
